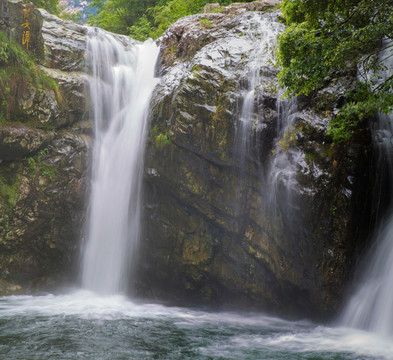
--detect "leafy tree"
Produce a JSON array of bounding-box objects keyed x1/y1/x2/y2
[
  {"x1": 277, "y1": 0, "x2": 393, "y2": 142},
  {"x1": 129, "y1": 0, "x2": 257, "y2": 40},
  {"x1": 89, "y1": 0, "x2": 256, "y2": 39},
  {"x1": 0, "y1": 31, "x2": 57, "y2": 124},
  {"x1": 89, "y1": 0, "x2": 160, "y2": 34},
  {"x1": 30, "y1": 0, "x2": 60, "y2": 14},
  {"x1": 129, "y1": 0, "x2": 208, "y2": 40}
]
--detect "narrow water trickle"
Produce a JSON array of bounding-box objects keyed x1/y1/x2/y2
[
  {"x1": 236, "y1": 15, "x2": 282, "y2": 157},
  {"x1": 81, "y1": 29, "x2": 159, "y2": 295},
  {"x1": 235, "y1": 14, "x2": 283, "y2": 200},
  {"x1": 266, "y1": 95, "x2": 298, "y2": 211},
  {"x1": 234, "y1": 13, "x2": 300, "y2": 217}
]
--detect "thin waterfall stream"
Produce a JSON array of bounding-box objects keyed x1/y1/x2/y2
[
  {"x1": 234, "y1": 14, "x2": 283, "y2": 212},
  {"x1": 81, "y1": 29, "x2": 159, "y2": 295},
  {"x1": 236, "y1": 15, "x2": 280, "y2": 163}
]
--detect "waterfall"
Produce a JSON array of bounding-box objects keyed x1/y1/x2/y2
[
  {"x1": 81, "y1": 28, "x2": 159, "y2": 295},
  {"x1": 235, "y1": 13, "x2": 283, "y2": 202},
  {"x1": 233, "y1": 12, "x2": 299, "y2": 215},
  {"x1": 341, "y1": 113, "x2": 393, "y2": 334},
  {"x1": 341, "y1": 40, "x2": 393, "y2": 335},
  {"x1": 341, "y1": 114, "x2": 393, "y2": 335},
  {"x1": 267, "y1": 95, "x2": 298, "y2": 212},
  {"x1": 236, "y1": 15, "x2": 282, "y2": 160}
]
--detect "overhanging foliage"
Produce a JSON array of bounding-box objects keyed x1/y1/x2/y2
[{"x1": 278, "y1": 0, "x2": 393, "y2": 142}]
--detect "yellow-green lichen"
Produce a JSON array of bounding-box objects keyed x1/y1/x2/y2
[{"x1": 0, "y1": 165, "x2": 20, "y2": 212}]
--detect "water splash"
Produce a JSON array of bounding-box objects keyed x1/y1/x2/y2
[
  {"x1": 81, "y1": 28, "x2": 159, "y2": 295},
  {"x1": 2, "y1": 292, "x2": 393, "y2": 359}
]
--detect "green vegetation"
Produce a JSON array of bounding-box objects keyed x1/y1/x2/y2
[
  {"x1": 0, "y1": 165, "x2": 19, "y2": 212},
  {"x1": 59, "y1": 9, "x2": 82, "y2": 22},
  {"x1": 200, "y1": 18, "x2": 214, "y2": 29},
  {"x1": 155, "y1": 132, "x2": 172, "y2": 148},
  {"x1": 0, "y1": 31, "x2": 58, "y2": 124},
  {"x1": 152, "y1": 125, "x2": 172, "y2": 148},
  {"x1": 277, "y1": 0, "x2": 393, "y2": 143},
  {"x1": 40, "y1": 165, "x2": 56, "y2": 179},
  {"x1": 89, "y1": 0, "x2": 159, "y2": 35},
  {"x1": 279, "y1": 126, "x2": 298, "y2": 150},
  {"x1": 30, "y1": 0, "x2": 59, "y2": 14},
  {"x1": 88, "y1": 0, "x2": 256, "y2": 40},
  {"x1": 26, "y1": 148, "x2": 56, "y2": 180},
  {"x1": 27, "y1": 157, "x2": 37, "y2": 176}
]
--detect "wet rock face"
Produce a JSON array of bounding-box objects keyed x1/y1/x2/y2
[
  {"x1": 0, "y1": 1, "x2": 91, "y2": 293},
  {"x1": 139, "y1": 4, "x2": 375, "y2": 319},
  {"x1": 0, "y1": 125, "x2": 52, "y2": 161},
  {"x1": 39, "y1": 9, "x2": 87, "y2": 71},
  {"x1": 157, "y1": 0, "x2": 279, "y2": 74},
  {"x1": 0, "y1": 2, "x2": 87, "y2": 129},
  {"x1": 0, "y1": 131, "x2": 90, "y2": 292}
]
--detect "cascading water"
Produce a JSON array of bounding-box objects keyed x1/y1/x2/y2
[
  {"x1": 235, "y1": 14, "x2": 284, "y2": 207},
  {"x1": 341, "y1": 212, "x2": 393, "y2": 335},
  {"x1": 267, "y1": 95, "x2": 298, "y2": 211},
  {"x1": 81, "y1": 28, "x2": 159, "y2": 295},
  {"x1": 236, "y1": 15, "x2": 280, "y2": 162},
  {"x1": 237, "y1": 15, "x2": 283, "y2": 160},
  {"x1": 341, "y1": 41, "x2": 393, "y2": 335},
  {"x1": 341, "y1": 115, "x2": 393, "y2": 335},
  {"x1": 234, "y1": 13, "x2": 299, "y2": 214}
]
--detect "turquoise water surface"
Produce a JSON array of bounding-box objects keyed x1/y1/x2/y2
[{"x1": 0, "y1": 290, "x2": 392, "y2": 359}]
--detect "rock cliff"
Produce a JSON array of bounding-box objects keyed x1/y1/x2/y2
[
  {"x1": 0, "y1": 0, "x2": 379, "y2": 320},
  {"x1": 138, "y1": 1, "x2": 377, "y2": 319},
  {"x1": 0, "y1": 0, "x2": 90, "y2": 294}
]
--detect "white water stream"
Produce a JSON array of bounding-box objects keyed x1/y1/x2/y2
[
  {"x1": 341, "y1": 215, "x2": 393, "y2": 335},
  {"x1": 81, "y1": 29, "x2": 159, "y2": 295},
  {"x1": 237, "y1": 16, "x2": 281, "y2": 163},
  {"x1": 267, "y1": 95, "x2": 298, "y2": 212}
]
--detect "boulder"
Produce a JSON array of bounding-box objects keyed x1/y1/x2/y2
[
  {"x1": 0, "y1": 124, "x2": 52, "y2": 161},
  {"x1": 39, "y1": 9, "x2": 87, "y2": 71}
]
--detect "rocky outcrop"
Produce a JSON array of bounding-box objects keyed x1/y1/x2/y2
[
  {"x1": 0, "y1": 0, "x2": 378, "y2": 320},
  {"x1": 138, "y1": 3, "x2": 376, "y2": 319},
  {"x1": 0, "y1": 124, "x2": 52, "y2": 161},
  {"x1": 157, "y1": 0, "x2": 279, "y2": 73},
  {"x1": 40, "y1": 10, "x2": 87, "y2": 71},
  {"x1": 0, "y1": 0, "x2": 90, "y2": 294},
  {"x1": 0, "y1": 0, "x2": 44, "y2": 58}
]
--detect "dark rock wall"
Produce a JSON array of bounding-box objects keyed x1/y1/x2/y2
[{"x1": 138, "y1": 2, "x2": 377, "y2": 319}]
